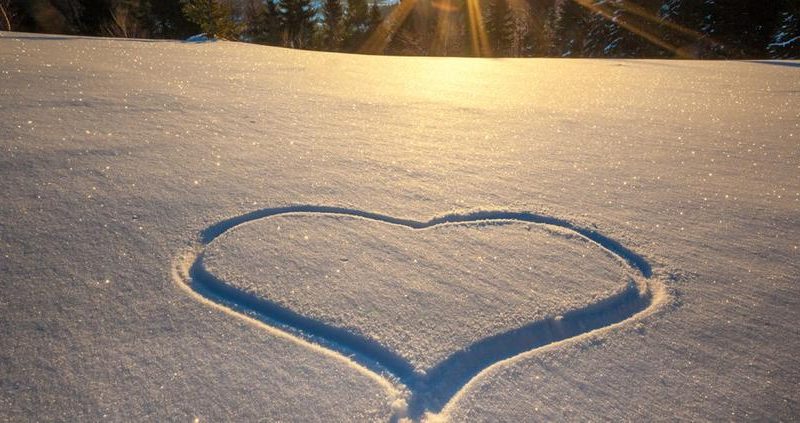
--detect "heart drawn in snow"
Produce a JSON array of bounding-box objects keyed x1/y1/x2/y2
[{"x1": 175, "y1": 206, "x2": 662, "y2": 420}]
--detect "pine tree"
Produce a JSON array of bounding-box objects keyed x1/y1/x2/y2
[
  {"x1": 243, "y1": 0, "x2": 280, "y2": 43},
  {"x1": 385, "y1": 0, "x2": 434, "y2": 55},
  {"x1": 508, "y1": 13, "x2": 528, "y2": 57},
  {"x1": 768, "y1": 6, "x2": 800, "y2": 59},
  {"x1": 486, "y1": 0, "x2": 514, "y2": 56},
  {"x1": 278, "y1": 0, "x2": 316, "y2": 48},
  {"x1": 368, "y1": 0, "x2": 381, "y2": 30},
  {"x1": 551, "y1": 0, "x2": 589, "y2": 56},
  {"x1": 582, "y1": 0, "x2": 623, "y2": 57},
  {"x1": 322, "y1": 0, "x2": 344, "y2": 49},
  {"x1": 147, "y1": 0, "x2": 200, "y2": 38},
  {"x1": 522, "y1": 0, "x2": 556, "y2": 57},
  {"x1": 347, "y1": 0, "x2": 369, "y2": 31},
  {"x1": 212, "y1": 0, "x2": 240, "y2": 39},
  {"x1": 342, "y1": 0, "x2": 369, "y2": 48},
  {"x1": 180, "y1": 0, "x2": 240, "y2": 39}
]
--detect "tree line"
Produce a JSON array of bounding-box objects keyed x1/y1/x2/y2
[
  {"x1": 1, "y1": 0, "x2": 798, "y2": 59},
  {"x1": 380, "y1": 0, "x2": 799, "y2": 59}
]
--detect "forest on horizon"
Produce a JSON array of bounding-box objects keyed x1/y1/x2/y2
[{"x1": 1, "y1": 0, "x2": 798, "y2": 59}]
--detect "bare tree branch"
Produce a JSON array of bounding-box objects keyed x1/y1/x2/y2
[{"x1": 0, "y1": 1, "x2": 12, "y2": 31}]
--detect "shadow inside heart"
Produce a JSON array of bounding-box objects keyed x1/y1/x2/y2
[{"x1": 177, "y1": 207, "x2": 657, "y2": 419}]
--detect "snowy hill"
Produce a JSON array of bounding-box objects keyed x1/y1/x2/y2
[{"x1": 1, "y1": 31, "x2": 798, "y2": 421}]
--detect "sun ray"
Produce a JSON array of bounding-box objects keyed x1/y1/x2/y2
[
  {"x1": 360, "y1": 0, "x2": 419, "y2": 54},
  {"x1": 466, "y1": 0, "x2": 491, "y2": 56},
  {"x1": 572, "y1": 0, "x2": 691, "y2": 58},
  {"x1": 613, "y1": 0, "x2": 708, "y2": 41},
  {"x1": 431, "y1": 0, "x2": 455, "y2": 55},
  {"x1": 361, "y1": 0, "x2": 704, "y2": 58}
]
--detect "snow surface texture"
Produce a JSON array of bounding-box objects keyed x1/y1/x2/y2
[
  {"x1": 192, "y1": 207, "x2": 656, "y2": 416},
  {"x1": 204, "y1": 214, "x2": 632, "y2": 373},
  {"x1": 1, "y1": 31, "x2": 799, "y2": 421}
]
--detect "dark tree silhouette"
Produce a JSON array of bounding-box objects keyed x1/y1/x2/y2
[
  {"x1": 181, "y1": 0, "x2": 240, "y2": 39},
  {"x1": 243, "y1": 0, "x2": 280, "y2": 43},
  {"x1": 486, "y1": 0, "x2": 514, "y2": 56},
  {"x1": 322, "y1": 0, "x2": 344, "y2": 49},
  {"x1": 2, "y1": 0, "x2": 797, "y2": 59},
  {"x1": 277, "y1": 0, "x2": 315, "y2": 48}
]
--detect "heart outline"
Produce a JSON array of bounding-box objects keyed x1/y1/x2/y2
[{"x1": 173, "y1": 206, "x2": 667, "y2": 420}]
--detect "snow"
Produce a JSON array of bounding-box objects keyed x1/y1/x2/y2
[
  {"x1": 769, "y1": 35, "x2": 800, "y2": 49},
  {"x1": 186, "y1": 33, "x2": 215, "y2": 43},
  {"x1": 204, "y1": 214, "x2": 633, "y2": 373},
  {"x1": 1, "y1": 31, "x2": 798, "y2": 421}
]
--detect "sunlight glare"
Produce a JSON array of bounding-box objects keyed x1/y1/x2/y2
[
  {"x1": 466, "y1": 0, "x2": 491, "y2": 57},
  {"x1": 360, "y1": 0, "x2": 419, "y2": 54},
  {"x1": 572, "y1": 0, "x2": 696, "y2": 58}
]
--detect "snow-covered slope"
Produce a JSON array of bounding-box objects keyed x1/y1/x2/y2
[{"x1": 1, "y1": 31, "x2": 798, "y2": 421}]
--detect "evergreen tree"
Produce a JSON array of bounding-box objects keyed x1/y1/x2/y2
[
  {"x1": 582, "y1": 0, "x2": 624, "y2": 57},
  {"x1": 368, "y1": 0, "x2": 381, "y2": 30},
  {"x1": 147, "y1": 0, "x2": 200, "y2": 38},
  {"x1": 347, "y1": 0, "x2": 369, "y2": 31},
  {"x1": 180, "y1": 0, "x2": 240, "y2": 39},
  {"x1": 278, "y1": 0, "x2": 315, "y2": 48},
  {"x1": 551, "y1": 0, "x2": 589, "y2": 56},
  {"x1": 508, "y1": 13, "x2": 528, "y2": 57},
  {"x1": 243, "y1": 0, "x2": 280, "y2": 43},
  {"x1": 181, "y1": 0, "x2": 214, "y2": 35},
  {"x1": 768, "y1": 7, "x2": 800, "y2": 59},
  {"x1": 209, "y1": 0, "x2": 240, "y2": 40},
  {"x1": 341, "y1": 0, "x2": 369, "y2": 48},
  {"x1": 486, "y1": 0, "x2": 514, "y2": 56},
  {"x1": 385, "y1": 0, "x2": 433, "y2": 55},
  {"x1": 322, "y1": 0, "x2": 344, "y2": 49},
  {"x1": 243, "y1": 0, "x2": 264, "y2": 40},
  {"x1": 2, "y1": 0, "x2": 796, "y2": 58},
  {"x1": 710, "y1": 1, "x2": 785, "y2": 58},
  {"x1": 523, "y1": 0, "x2": 557, "y2": 57},
  {"x1": 46, "y1": 0, "x2": 109, "y2": 34}
]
